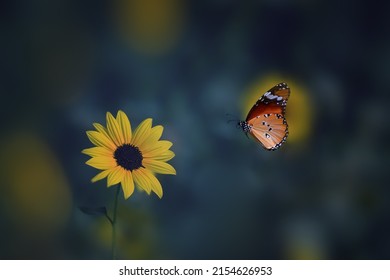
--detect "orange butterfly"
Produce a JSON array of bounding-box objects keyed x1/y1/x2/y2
[{"x1": 238, "y1": 82, "x2": 290, "y2": 151}]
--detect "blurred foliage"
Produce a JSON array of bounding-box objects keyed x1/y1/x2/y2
[{"x1": 1, "y1": 0, "x2": 390, "y2": 259}]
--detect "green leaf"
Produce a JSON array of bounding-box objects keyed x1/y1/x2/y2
[{"x1": 79, "y1": 206, "x2": 107, "y2": 216}]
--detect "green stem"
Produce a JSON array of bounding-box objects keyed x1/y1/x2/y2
[{"x1": 111, "y1": 186, "x2": 120, "y2": 260}]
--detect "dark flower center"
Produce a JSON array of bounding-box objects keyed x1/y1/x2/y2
[{"x1": 114, "y1": 144, "x2": 143, "y2": 171}]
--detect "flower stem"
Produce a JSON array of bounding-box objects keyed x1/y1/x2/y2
[{"x1": 111, "y1": 186, "x2": 120, "y2": 260}]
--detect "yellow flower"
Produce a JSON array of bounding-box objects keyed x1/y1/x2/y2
[
  {"x1": 114, "y1": 0, "x2": 185, "y2": 54},
  {"x1": 82, "y1": 111, "x2": 176, "y2": 199}
]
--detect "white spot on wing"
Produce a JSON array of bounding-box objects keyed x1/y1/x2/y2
[{"x1": 266, "y1": 94, "x2": 278, "y2": 100}]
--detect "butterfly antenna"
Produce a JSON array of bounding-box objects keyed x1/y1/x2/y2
[{"x1": 225, "y1": 113, "x2": 240, "y2": 124}]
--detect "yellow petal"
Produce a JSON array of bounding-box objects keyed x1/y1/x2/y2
[
  {"x1": 86, "y1": 156, "x2": 116, "y2": 170},
  {"x1": 82, "y1": 147, "x2": 113, "y2": 157},
  {"x1": 141, "y1": 140, "x2": 173, "y2": 156},
  {"x1": 121, "y1": 171, "x2": 135, "y2": 199},
  {"x1": 143, "y1": 159, "x2": 176, "y2": 175},
  {"x1": 142, "y1": 168, "x2": 163, "y2": 198},
  {"x1": 91, "y1": 169, "x2": 112, "y2": 183},
  {"x1": 92, "y1": 123, "x2": 118, "y2": 151},
  {"x1": 107, "y1": 165, "x2": 126, "y2": 187},
  {"x1": 93, "y1": 123, "x2": 111, "y2": 140},
  {"x1": 86, "y1": 131, "x2": 116, "y2": 150},
  {"x1": 145, "y1": 150, "x2": 175, "y2": 162},
  {"x1": 116, "y1": 110, "x2": 132, "y2": 143},
  {"x1": 132, "y1": 168, "x2": 152, "y2": 194},
  {"x1": 135, "y1": 185, "x2": 145, "y2": 192},
  {"x1": 132, "y1": 118, "x2": 152, "y2": 147},
  {"x1": 106, "y1": 112, "x2": 124, "y2": 146},
  {"x1": 139, "y1": 125, "x2": 163, "y2": 148}
]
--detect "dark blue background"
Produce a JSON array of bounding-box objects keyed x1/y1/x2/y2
[{"x1": 1, "y1": 0, "x2": 389, "y2": 259}]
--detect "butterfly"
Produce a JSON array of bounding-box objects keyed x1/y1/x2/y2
[{"x1": 238, "y1": 82, "x2": 290, "y2": 151}]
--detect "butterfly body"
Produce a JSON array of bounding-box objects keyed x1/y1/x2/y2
[{"x1": 238, "y1": 82, "x2": 290, "y2": 151}]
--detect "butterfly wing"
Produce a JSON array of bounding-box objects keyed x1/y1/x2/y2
[
  {"x1": 246, "y1": 82, "x2": 290, "y2": 150},
  {"x1": 249, "y1": 113, "x2": 289, "y2": 150}
]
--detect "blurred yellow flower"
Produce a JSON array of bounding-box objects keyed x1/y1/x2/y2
[
  {"x1": 114, "y1": 0, "x2": 185, "y2": 54},
  {"x1": 242, "y1": 74, "x2": 314, "y2": 146},
  {"x1": 94, "y1": 205, "x2": 157, "y2": 259},
  {"x1": 0, "y1": 131, "x2": 72, "y2": 236},
  {"x1": 285, "y1": 241, "x2": 326, "y2": 260},
  {"x1": 82, "y1": 111, "x2": 176, "y2": 199}
]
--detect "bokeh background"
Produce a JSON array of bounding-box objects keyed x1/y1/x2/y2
[{"x1": 1, "y1": 0, "x2": 390, "y2": 259}]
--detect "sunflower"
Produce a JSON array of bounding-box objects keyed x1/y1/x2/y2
[{"x1": 82, "y1": 111, "x2": 176, "y2": 199}]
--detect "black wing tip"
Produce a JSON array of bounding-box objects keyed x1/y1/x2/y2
[{"x1": 276, "y1": 82, "x2": 289, "y2": 89}]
